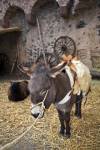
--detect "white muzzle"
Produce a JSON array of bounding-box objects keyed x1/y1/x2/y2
[{"x1": 31, "y1": 104, "x2": 45, "y2": 118}]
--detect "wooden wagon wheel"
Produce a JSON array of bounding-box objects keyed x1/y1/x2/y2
[{"x1": 54, "y1": 36, "x2": 76, "y2": 63}]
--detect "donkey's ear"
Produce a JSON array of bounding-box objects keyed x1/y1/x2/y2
[
  {"x1": 50, "y1": 61, "x2": 66, "y2": 78},
  {"x1": 50, "y1": 70, "x2": 63, "y2": 78},
  {"x1": 17, "y1": 64, "x2": 35, "y2": 77},
  {"x1": 22, "y1": 67, "x2": 33, "y2": 76},
  {"x1": 19, "y1": 66, "x2": 32, "y2": 76}
]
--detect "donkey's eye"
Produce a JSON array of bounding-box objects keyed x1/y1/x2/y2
[{"x1": 40, "y1": 90, "x2": 46, "y2": 95}]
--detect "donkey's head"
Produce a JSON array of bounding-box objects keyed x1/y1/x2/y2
[{"x1": 19, "y1": 61, "x2": 66, "y2": 118}]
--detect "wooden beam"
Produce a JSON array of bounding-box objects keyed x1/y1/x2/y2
[
  {"x1": 91, "y1": 69, "x2": 100, "y2": 79},
  {"x1": 0, "y1": 27, "x2": 22, "y2": 34}
]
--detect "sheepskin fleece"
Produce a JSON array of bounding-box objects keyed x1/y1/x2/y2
[{"x1": 72, "y1": 60, "x2": 91, "y2": 95}]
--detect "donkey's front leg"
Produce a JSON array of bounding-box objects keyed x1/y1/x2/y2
[
  {"x1": 57, "y1": 110, "x2": 65, "y2": 136},
  {"x1": 65, "y1": 112, "x2": 71, "y2": 138}
]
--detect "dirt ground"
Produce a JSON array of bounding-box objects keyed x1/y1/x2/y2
[{"x1": 0, "y1": 80, "x2": 100, "y2": 150}]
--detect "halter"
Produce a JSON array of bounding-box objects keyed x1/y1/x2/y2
[{"x1": 31, "y1": 90, "x2": 49, "y2": 111}]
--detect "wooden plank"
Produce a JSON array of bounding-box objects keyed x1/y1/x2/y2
[
  {"x1": 0, "y1": 27, "x2": 22, "y2": 34},
  {"x1": 91, "y1": 69, "x2": 100, "y2": 79},
  {"x1": 91, "y1": 54, "x2": 100, "y2": 57}
]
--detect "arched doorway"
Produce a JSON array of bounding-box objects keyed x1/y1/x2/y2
[{"x1": 0, "y1": 6, "x2": 29, "y2": 78}]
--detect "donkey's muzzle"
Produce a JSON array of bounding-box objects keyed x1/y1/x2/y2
[
  {"x1": 31, "y1": 113, "x2": 39, "y2": 118},
  {"x1": 31, "y1": 104, "x2": 45, "y2": 119}
]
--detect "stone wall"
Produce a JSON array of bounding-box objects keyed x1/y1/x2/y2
[
  {"x1": 0, "y1": 0, "x2": 36, "y2": 20},
  {"x1": 25, "y1": 1, "x2": 100, "y2": 69},
  {"x1": 0, "y1": 0, "x2": 99, "y2": 70}
]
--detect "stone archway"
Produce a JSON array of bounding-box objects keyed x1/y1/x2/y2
[
  {"x1": 29, "y1": 0, "x2": 56, "y2": 25},
  {"x1": 0, "y1": 6, "x2": 29, "y2": 77}
]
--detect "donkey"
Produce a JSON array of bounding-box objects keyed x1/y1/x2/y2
[
  {"x1": 8, "y1": 80, "x2": 29, "y2": 102},
  {"x1": 21, "y1": 61, "x2": 83, "y2": 138}
]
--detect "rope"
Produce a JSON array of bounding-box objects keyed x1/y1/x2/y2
[
  {"x1": 0, "y1": 90, "x2": 49, "y2": 150},
  {"x1": 0, "y1": 117, "x2": 40, "y2": 150},
  {"x1": 0, "y1": 90, "x2": 48, "y2": 150},
  {"x1": 31, "y1": 90, "x2": 49, "y2": 110}
]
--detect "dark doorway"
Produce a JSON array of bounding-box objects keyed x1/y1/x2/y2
[
  {"x1": 0, "y1": 53, "x2": 10, "y2": 76},
  {"x1": 0, "y1": 30, "x2": 21, "y2": 78}
]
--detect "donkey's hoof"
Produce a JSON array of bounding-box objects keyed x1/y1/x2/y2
[
  {"x1": 77, "y1": 115, "x2": 82, "y2": 119},
  {"x1": 59, "y1": 130, "x2": 65, "y2": 136},
  {"x1": 75, "y1": 113, "x2": 82, "y2": 119},
  {"x1": 64, "y1": 133, "x2": 71, "y2": 139}
]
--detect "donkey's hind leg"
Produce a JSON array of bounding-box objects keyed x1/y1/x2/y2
[
  {"x1": 75, "y1": 92, "x2": 83, "y2": 118},
  {"x1": 57, "y1": 110, "x2": 65, "y2": 136}
]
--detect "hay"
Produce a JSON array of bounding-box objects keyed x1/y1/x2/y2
[{"x1": 0, "y1": 80, "x2": 100, "y2": 149}]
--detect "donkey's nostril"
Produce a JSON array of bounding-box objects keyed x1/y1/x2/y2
[{"x1": 31, "y1": 113, "x2": 39, "y2": 118}]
